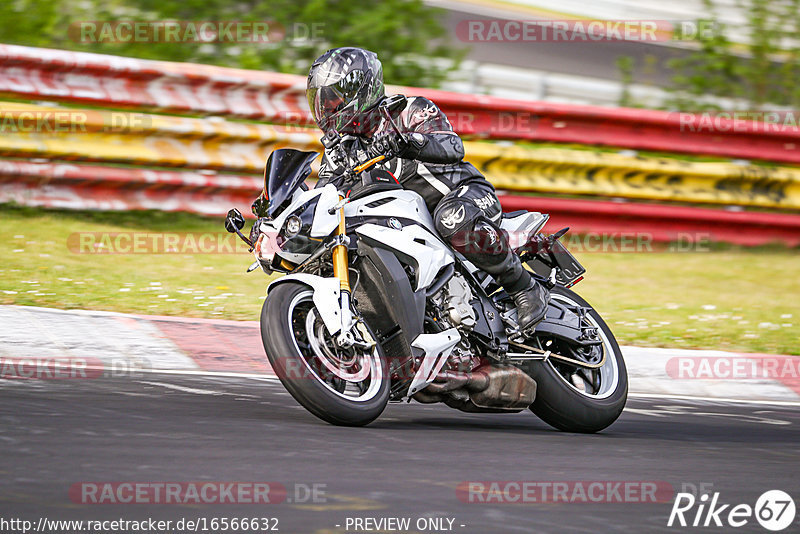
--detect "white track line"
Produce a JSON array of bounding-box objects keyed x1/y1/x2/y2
[
  {"x1": 139, "y1": 380, "x2": 228, "y2": 396},
  {"x1": 77, "y1": 364, "x2": 280, "y2": 381},
  {"x1": 125, "y1": 368, "x2": 800, "y2": 407},
  {"x1": 628, "y1": 392, "x2": 800, "y2": 407}
]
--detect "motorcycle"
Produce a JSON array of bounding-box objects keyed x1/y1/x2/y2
[{"x1": 224, "y1": 96, "x2": 627, "y2": 431}]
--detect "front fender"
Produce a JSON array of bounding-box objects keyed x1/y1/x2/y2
[{"x1": 267, "y1": 274, "x2": 342, "y2": 336}]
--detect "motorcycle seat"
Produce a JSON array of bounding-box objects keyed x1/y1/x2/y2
[{"x1": 499, "y1": 211, "x2": 549, "y2": 251}]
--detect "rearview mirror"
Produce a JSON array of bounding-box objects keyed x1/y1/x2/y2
[
  {"x1": 224, "y1": 208, "x2": 245, "y2": 233},
  {"x1": 380, "y1": 94, "x2": 407, "y2": 113}
]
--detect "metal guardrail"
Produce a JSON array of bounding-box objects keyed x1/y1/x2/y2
[
  {"x1": 3, "y1": 44, "x2": 800, "y2": 165},
  {"x1": 3, "y1": 160, "x2": 799, "y2": 246},
  {"x1": 1, "y1": 45, "x2": 799, "y2": 245},
  {"x1": 441, "y1": 60, "x2": 764, "y2": 110},
  {"x1": 2, "y1": 101, "x2": 799, "y2": 209}
]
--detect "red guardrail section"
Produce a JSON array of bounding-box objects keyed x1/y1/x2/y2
[
  {"x1": 2, "y1": 160, "x2": 798, "y2": 246},
  {"x1": 3, "y1": 44, "x2": 800, "y2": 164},
  {"x1": 0, "y1": 161, "x2": 261, "y2": 215},
  {"x1": 0, "y1": 44, "x2": 310, "y2": 123},
  {"x1": 500, "y1": 195, "x2": 800, "y2": 247}
]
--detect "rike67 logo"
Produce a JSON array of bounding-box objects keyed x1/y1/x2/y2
[{"x1": 668, "y1": 490, "x2": 796, "y2": 531}]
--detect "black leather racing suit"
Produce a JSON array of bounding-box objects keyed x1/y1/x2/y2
[{"x1": 318, "y1": 96, "x2": 533, "y2": 295}]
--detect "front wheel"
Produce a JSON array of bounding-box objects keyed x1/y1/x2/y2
[
  {"x1": 524, "y1": 286, "x2": 628, "y2": 433},
  {"x1": 261, "y1": 282, "x2": 389, "y2": 426}
]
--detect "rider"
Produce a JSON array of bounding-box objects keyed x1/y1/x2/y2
[{"x1": 306, "y1": 47, "x2": 549, "y2": 334}]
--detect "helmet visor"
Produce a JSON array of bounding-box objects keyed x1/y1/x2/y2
[{"x1": 307, "y1": 69, "x2": 366, "y2": 132}]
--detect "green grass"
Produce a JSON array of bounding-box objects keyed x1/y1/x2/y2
[
  {"x1": 1, "y1": 204, "x2": 798, "y2": 355},
  {"x1": 0, "y1": 204, "x2": 267, "y2": 321},
  {"x1": 575, "y1": 250, "x2": 799, "y2": 355}
]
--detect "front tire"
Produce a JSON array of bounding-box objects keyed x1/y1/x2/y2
[
  {"x1": 261, "y1": 282, "x2": 389, "y2": 426},
  {"x1": 525, "y1": 286, "x2": 627, "y2": 433}
]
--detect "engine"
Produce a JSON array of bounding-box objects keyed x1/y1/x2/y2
[
  {"x1": 429, "y1": 273, "x2": 479, "y2": 372},
  {"x1": 419, "y1": 272, "x2": 538, "y2": 412},
  {"x1": 430, "y1": 273, "x2": 476, "y2": 329},
  {"x1": 441, "y1": 274, "x2": 477, "y2": 330}
]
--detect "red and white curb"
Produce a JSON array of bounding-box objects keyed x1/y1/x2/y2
[
  {"x1": 623, "y1": 346, "x2": 800, "y2": 403},
  {"x1": 1, "y1": 305, "x2": 798, "y2": 402}
]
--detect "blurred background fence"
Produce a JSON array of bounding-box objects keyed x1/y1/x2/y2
[{"x1": 1, "y1": 44, "x2": 799, "y2": 246}]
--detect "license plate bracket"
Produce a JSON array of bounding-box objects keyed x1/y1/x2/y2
[{"x1": 549, "y1": 239, "x2": 585, "y2": 286}]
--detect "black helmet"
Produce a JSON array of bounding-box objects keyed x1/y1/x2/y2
[{"x1": 306, "y1": 47, "x2": 385, "y2": 136}]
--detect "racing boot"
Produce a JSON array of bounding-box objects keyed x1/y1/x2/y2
[
  {"x1": 510, "y1": 279, "x2": 549, "y2": 335},
  {"x1": 490, "y1": 247, "x2": 550, "y2": 334}
]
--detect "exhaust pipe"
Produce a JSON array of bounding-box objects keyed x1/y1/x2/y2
[
  {"x1": 423, "y1": 370, "x2": 489, "y2": 395},
  {"x1": 416, "y1": 365, "x2": 536, "y2": 412}
]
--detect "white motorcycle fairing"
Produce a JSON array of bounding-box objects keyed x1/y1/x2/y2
[
  {"x1": 267, "y1": 274, "x2": 343, "y2": 336},
  {"x1": 407, "y1": 329, "x2": 460, "y2": 397},
  {"x1": 265, "y1": 185, "x2": 492, "y2": 400},
  {"x1": 256, "y1": 183, "x2": 340, "y2": 236},
  {"x1": 355, "y1": 223, "x2": 454, "y2": 291},
  {"x1": 344, "y1": 189, "x2": 437, "y2": 234},
  {"x1": 344, "y1": 190, "x2": 463, "y2": 397}
]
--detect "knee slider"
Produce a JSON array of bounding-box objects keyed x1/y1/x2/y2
[{"x1": 434, "y1": 197, "x2": 482, "y2": 239}]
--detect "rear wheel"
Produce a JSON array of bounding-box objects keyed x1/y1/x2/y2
[
  {"x1": 261, "y1": 282, "x2": 389, "y2": 426},
  {"x1": 524, "y1": 286, "x2": 627, "y2": 433}
]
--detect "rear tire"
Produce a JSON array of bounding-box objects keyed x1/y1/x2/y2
[
  {"x1": 525, "y1": 286, "x2": 627, "y2": 433},
  {"x1": 261, "y1": 282, "x2": 389, "y2": 426}
]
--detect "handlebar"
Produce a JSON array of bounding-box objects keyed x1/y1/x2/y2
[{"x1": 353, "y1": 154, "x2": 386, "y2": 173}]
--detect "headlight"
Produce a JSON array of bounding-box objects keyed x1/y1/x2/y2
[{"x1": 284, "y1": 215, "x2": 302, "y2": 238}]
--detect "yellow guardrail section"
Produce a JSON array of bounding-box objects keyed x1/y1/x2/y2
[
  {"x1": 2, "y1": 102, "x2": 800, "y2": 209},
  {"x1": 0, "y1": 102, "x2": 319, "y2": 171},
  {"x1": 464, "y1": 143, "x2": 800, "y2": 210}
]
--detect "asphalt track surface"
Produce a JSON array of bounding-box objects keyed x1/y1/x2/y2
[
  {"x1": 2, "y1": 374, "x2": 799, "y2": 533},
  {"x1": 438, "y1": 6, "x2": 688, "y2": 85}
]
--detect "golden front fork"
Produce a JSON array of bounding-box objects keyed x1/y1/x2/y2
[
  {"x1": 331, "y1": 155, "x2": 383, "y2": 292},
  {"x1": 332, "y1": 195, "x2": 350, "y2": 292}
]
